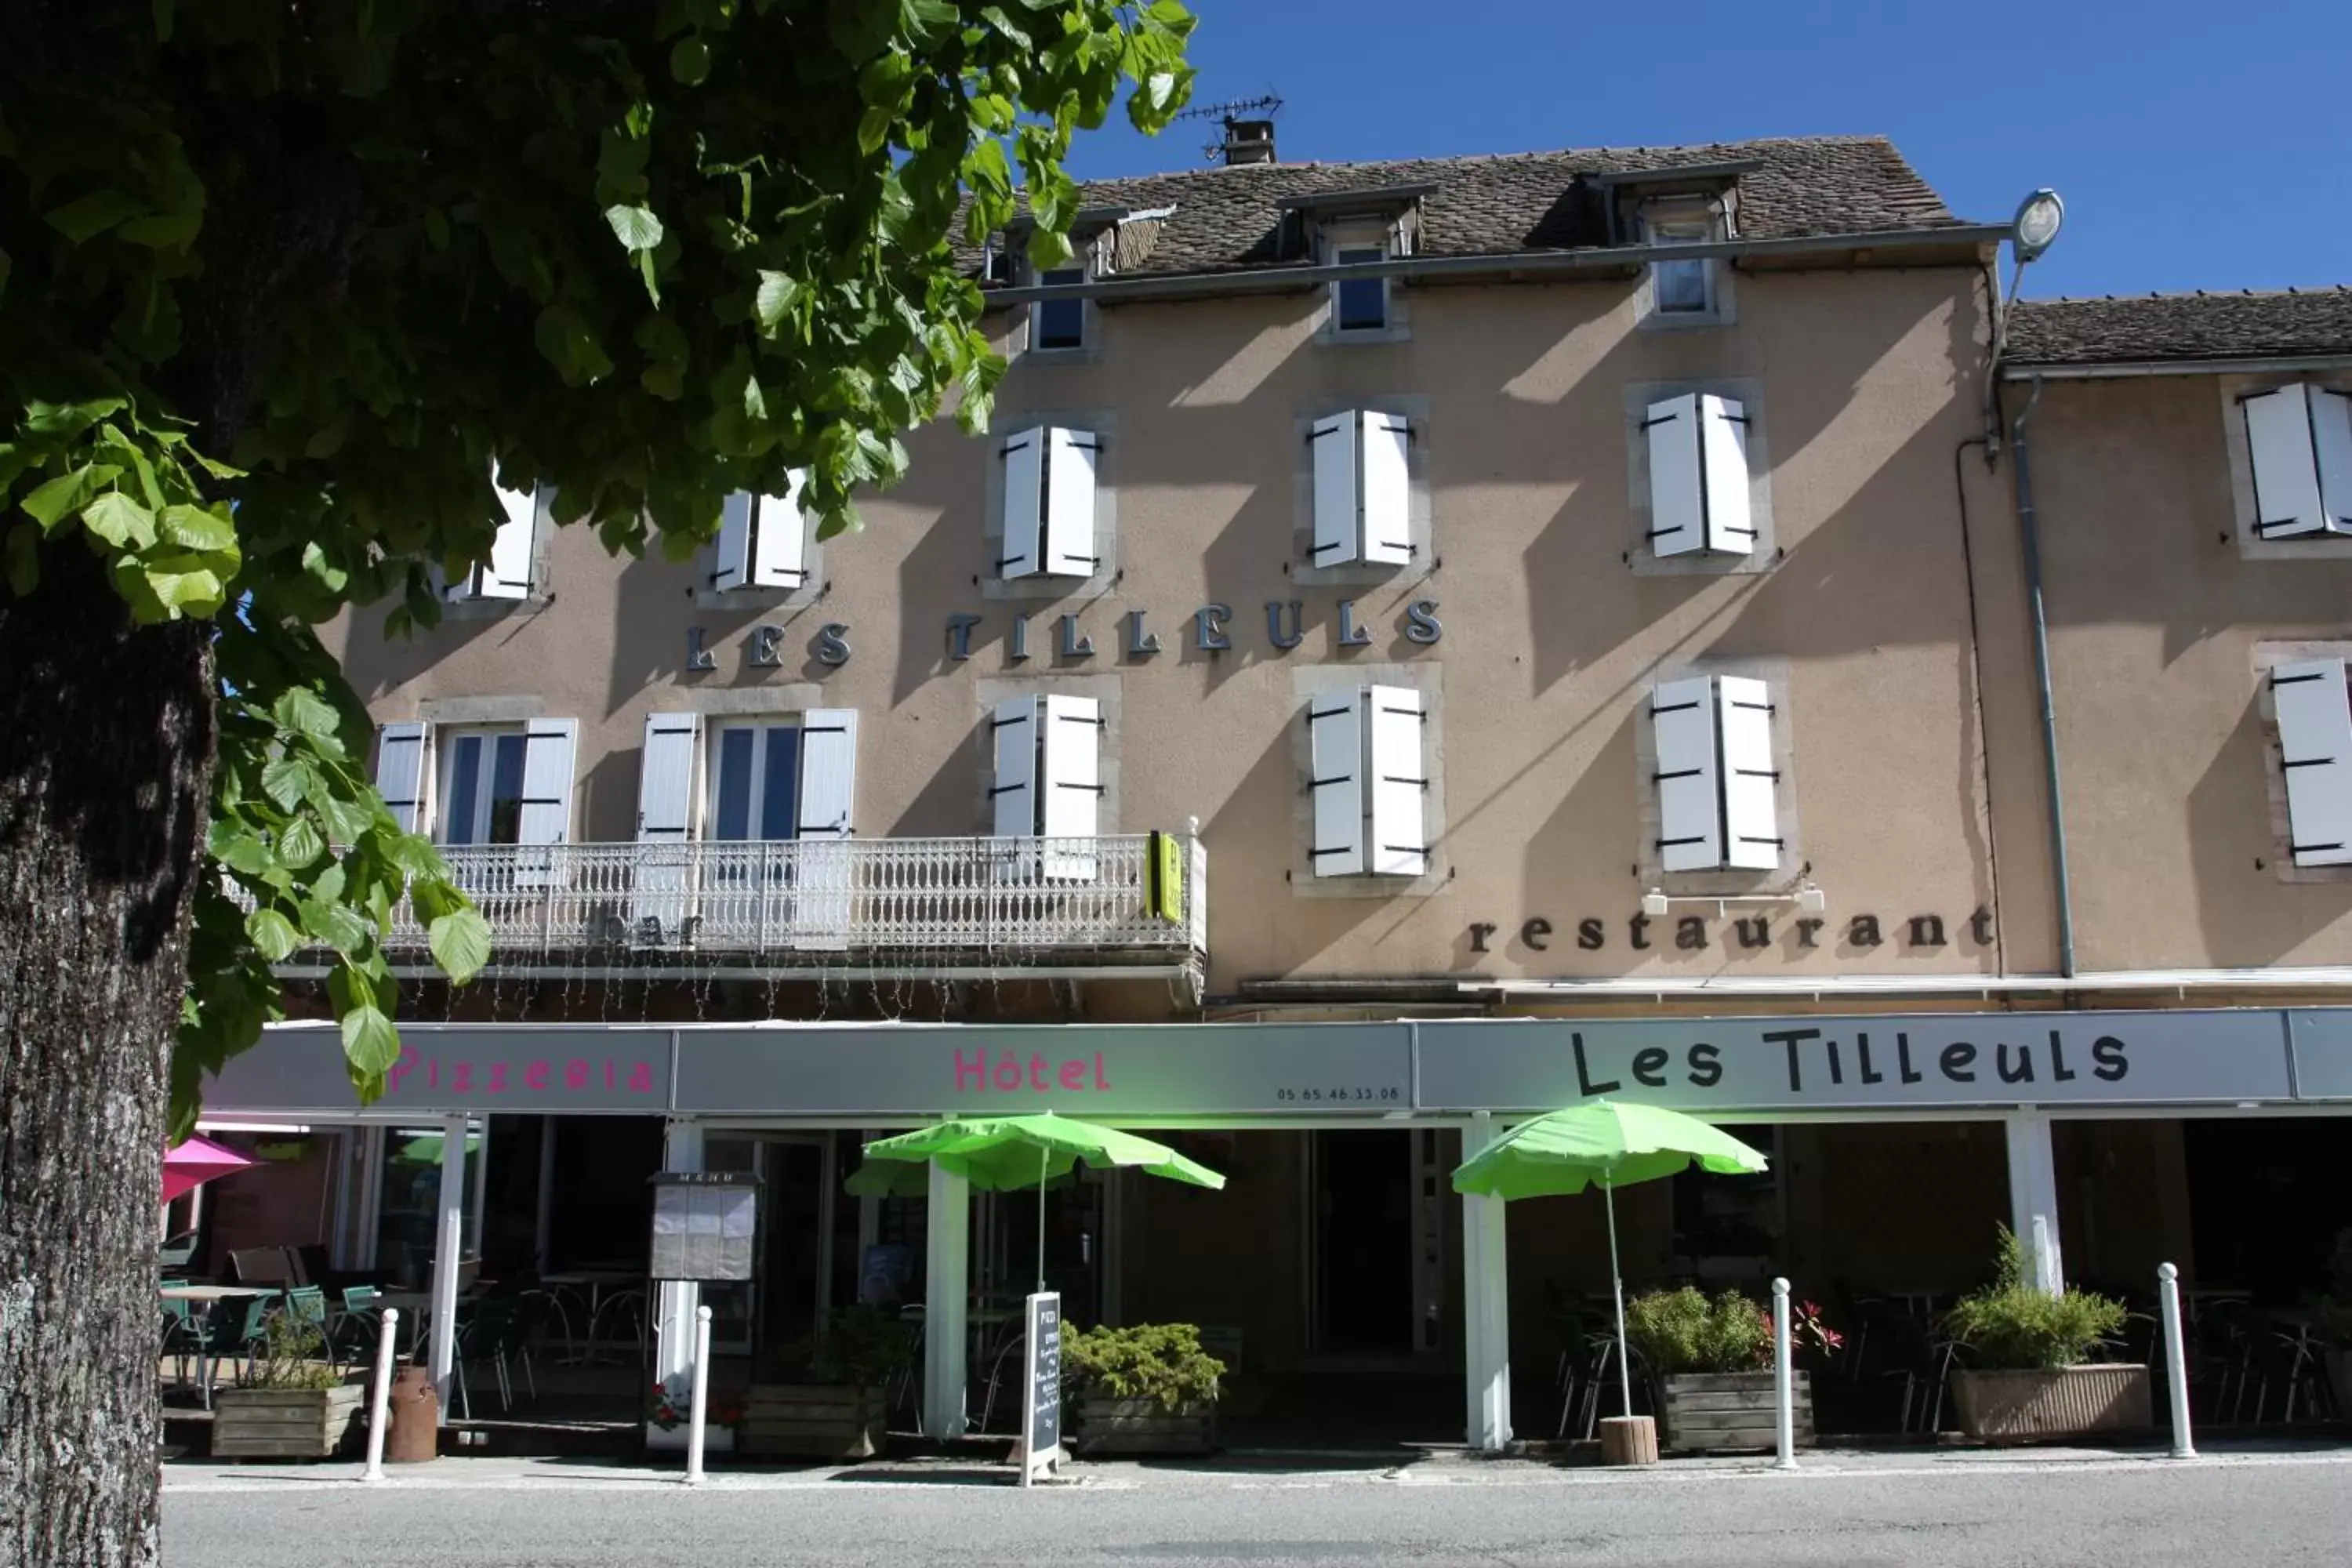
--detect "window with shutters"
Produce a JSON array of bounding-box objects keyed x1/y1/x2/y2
[
  {"x1": 988, "y1": 691, "x2": 1107, "y2": 880},
  {"x1": 706, "y1": 721, "x2": 804, "y2": 843},
  {"x1": 1627, "y1": 379, "x2": 1774, "y2": 574},
  {"x1": 1305, "y1": 684, "x2": 1433, "y2": 881},
  {"x1": 2260, "y1": 652, "x2": 2352, "y2": 877},
  {"x1": 706, "y1": 473, "x2": 818, "y2": 603},
  {"x1": 1307, "y1": 409, "x2": 1417, "y2": 572},
  {"x1": 2226, "y1": 379, "x2": 2352, "y2": 556},
  {"x1": 443, "y1": 473, "x2": 542, "y2": 605},
  {"x1": 987, "y1": 415, "x2": 1114, "y2": 596},
  {"x1": 1646, "y1": 674, "x2": 1786, "y2": 875}
]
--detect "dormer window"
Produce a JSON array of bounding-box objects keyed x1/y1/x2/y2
[{"x1": 1648, "y1": 216, "x2": 1715, "y2": 315}]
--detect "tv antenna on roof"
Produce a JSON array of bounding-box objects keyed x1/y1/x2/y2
[{"x1": 1175, "y1": 92, "x2": 1284, "y2": 165}]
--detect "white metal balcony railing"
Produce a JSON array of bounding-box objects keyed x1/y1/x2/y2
[{"x1": 364, "y1": 833, "x2": 1206, "y2": 978}]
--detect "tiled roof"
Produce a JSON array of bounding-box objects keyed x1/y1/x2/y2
[
  {"x1": 972, "y1": 135, "x2": 1966, "y2": 279},
  {"x1": 2006, "y1": 290, "x2": 2352, "y2": 366}
]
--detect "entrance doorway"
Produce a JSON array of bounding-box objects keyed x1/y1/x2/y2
[
  {"x1": 702, "y1": 1132, "x2": 836, "y2": 1363},
  {"x1": 1306, "y1": 1130, "x2": 1416, "y2": 1356}
]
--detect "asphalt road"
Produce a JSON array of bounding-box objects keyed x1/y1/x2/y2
[{"x1": 164, "y1": 1453, "x2": 2352, "y2": 1567}]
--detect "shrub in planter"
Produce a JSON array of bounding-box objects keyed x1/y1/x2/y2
[
  {"x1": 1943, "y1": 1229, "x2": 2144, "y2": 1439},
  {"x1": 739, "y1": 1305, "x2": 915, "y2": 1461},
  {"x1": 1062, "y1": 1323, "x2": 1225, "y2": 1455},
  {"x1": 213, "y1": 1316, "x2": 364, "y2": 1460},
  {"x1": 1622, "y1": 1288, "x2": 1828, "y2": 1453}
]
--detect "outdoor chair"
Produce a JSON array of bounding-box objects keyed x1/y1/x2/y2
[
  {"x1": 158, "y1": 1232, "x2": 200, "y2": 1272},
  {"x1": 1875, "y1": 1310, "x2": 1956, "y2": 1435},
  {"x1": 2239, "y1": 1330, "x2": 2329, "y2": 1425},
  {"x1": 228, "y1": 1293, "x2": 281, "y2": 1385},
  {"x1": 515, "y1": 1287, "x2": 577, "y2": 1369},
  {"x1": 1574, "y1": 1335, "x2": 1654, "y2": 1442},
  {"x1": 332, "y1": 1285, "x2": 384, "y2": 1360},
  {"x1": 284, "y1": 1286, "x2": 332, "y2": 1367},
  {"x1": 160, "y1": 1280, "x2": 208, "y2": 1392},
  {"x1": 228, "y1": 1248, "x2": 293, "y2": 1287}
]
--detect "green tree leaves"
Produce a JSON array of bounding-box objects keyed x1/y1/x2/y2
[{"x1": 3, "y1": 0, "x2": 1196, "y2": 1126}]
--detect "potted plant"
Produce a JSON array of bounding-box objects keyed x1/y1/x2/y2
[
  {"x1": 739, "y1": 1305, "x2": 913, "y2": 1461},
  {"x1": 212, "y1": 1315, "x2": 365, "y2": 1460},
  {"x1": 1063, "y1": 1323, "x2": 1225, "y2": 1455},
  {"x1": 1943, "y1": 1228, "x2": 2140, "y2": 1440},
  {"x1": 1624, "y1": 1287, "x2": 1827, "y2": 1454}
]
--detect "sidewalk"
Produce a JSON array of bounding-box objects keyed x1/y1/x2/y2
[{"x1": 163, "y1": 1432, "x2": 2352, "y2": 1494}]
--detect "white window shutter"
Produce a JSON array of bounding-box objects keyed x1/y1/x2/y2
[
  {"x1": 1043, "y1": 426, "x2": 1099, "y2": 577},
  {"x1": 1715, "y1": 676, "x2": 1781, "y2": 869},
  {"x1": 999, "y1": 426, "x2": 1046, "y2": 579},
  {"x1": 635, "y1": 713, "x2": 700, "y2": 842},
  {"x1": 513, "y1": 717, "x2": 578, "y2": 890},
  {"x1": 750, "y1": 470, "x2": 811, "y2": 588},
  {"x1": 712, "y1": 492, "x2": 756, "y2": 590},
  {"x1": 793, "y1": 709, "x2": 859, "y2": 951},
  {"x1": 1650, "y1": 677, "x2": 1721, "y2": 871},
  {"x1": 374, "y1": 722, "x2": 430, "y2": 836},
  {"x1": 1699, "y1": 394, "x2": 1755, "y2": 555},
  {"x1": 1309, "y1": 412, "x2": 1361, "y2": 567},
  {"x1": 1360, "y1": 413, "x2": 1414, "y2": 567},
  {"x1": 2244, "y1": 385, "x2": 2326, "y2": 538},
  {"x1": 989, "y1": 695, "x2": 1039, "y2": 840},
  {"x1": 1308, "y1": 691, "x2": 1366, "y2": 877},
  {"x1": 483, "y1": 478, "x2": 537, "y2": 599},
  {"x1": 2311, "y1": 389, "x2": 2352, "y2": 535},
  {"x1": 1644, "y1": 394, "x2": 1704, "y2": 557},
  {"x1": 1367, "y1": 684, "x2": 1429, "y2": 877},
  {"x1": 633, "y1": 713, "x2": 701, "y2": 935},
  {"x1": 2271, "y1": 659, "x2": 2352, "y2": 866},
  {"x1": 1040, "y1": 694, "x2": 1104, "y2": 880}
]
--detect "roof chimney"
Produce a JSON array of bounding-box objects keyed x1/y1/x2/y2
[{"x1": 1222, "y1": 118, "x2": 1276, "y2": 166}]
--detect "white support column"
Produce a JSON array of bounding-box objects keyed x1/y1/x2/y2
[
  {"x1": 535, "y1": 1116, "x2": 558, "y2": 1276},
  {"x1": 923, "y1": 1161, "x2": 971, "y2": 1441},
  {"x1": 2004, "y1": 1110, "x2": 2064, "y2": 1293},
  {"x1": 652, "y1": 1119, "x2": 705, "y2": 1410},
  {"x1": 428, "y1": 1113, "x2": 466, "y2": 1424},
  {"x1": 1461, "y1": 1112, "x2": 1512, "y2": 1453}
]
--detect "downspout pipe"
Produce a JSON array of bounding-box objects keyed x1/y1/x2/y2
[{"x1": 2008, "y1": 374, "x2": 2077, "y2": 978}]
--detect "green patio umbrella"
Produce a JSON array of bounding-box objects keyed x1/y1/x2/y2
[
  {"x1": 861, "y1": 1113, "x2": 1225, "y2": 1291},
  {"x1": 843, "y1": 1156, "x2": 935, "y2": 1200},
  {"x1": 1450, "y1": 1101, "x2": 1767, "y2": 1422}
]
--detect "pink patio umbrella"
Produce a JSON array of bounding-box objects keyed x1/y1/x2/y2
[{"x1": 162, "y1": 1135, "x2": 261, "y2": 1203}]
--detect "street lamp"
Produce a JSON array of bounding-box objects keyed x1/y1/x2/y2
[{"x1": 2012, "y1": 188, "x2": 2065, "y2": 265}]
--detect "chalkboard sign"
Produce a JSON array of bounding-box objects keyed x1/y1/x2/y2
[
  {"x1": 1020, "y1": 1290, "x2": 1063, "y2": 1486},
  {"x1": 647, "y1": 1172, "x2": 759, "y2": 1283}
]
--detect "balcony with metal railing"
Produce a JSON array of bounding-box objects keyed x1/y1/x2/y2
[{"x1": 347, "y1": 831, "x2": 1207, "y2": 986}]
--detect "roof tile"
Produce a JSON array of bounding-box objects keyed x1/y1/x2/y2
[{"x1": 2007, "y1": 291, "x2": 2352, "y2": 366}]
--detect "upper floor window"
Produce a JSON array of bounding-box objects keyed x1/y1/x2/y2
[
  {"x1": 379, "y1": 718, "x2": 578, "y2": 852},
  {"x1": 709, "y1": 720, "x2": 803, "y2": 843},
  {"x1": 1309, "y1": 409, "x2": 1414, "y2": 568},
  {"x1": 1033, "y1": 267, "x2": 1087, "y2": 352},
  {"x1": 1308, "y1": 684, "x2": 1432, "y2": 878},
  {"x1": 445, "y1": 470, "x2": 539, "y2": 602},
  {"x1": 1649, "y1": 218, "x2": 1715, "y2": 316},
  {"x1": 2242, "y1": 383, "x2": 2352, "y2": 539},
  {"x1": 2266, "y1": 657, "x2": 2352, "y2": 868},
  {"x1": 997, "y1": 424, "x2": 1101, "y2": 580},
  {"x1": 1633, "y1": 192, "x2": 1735, "y2": 328},
  {"x1": 440, "y1": 728, "x2": 528, "y2": 846},
  {"x1": 1649, "y1": 675, "x2": 1781, "y2": 873},
  {"x1": 1644, "y1": 393, "x2": 1755, "y2": 558},
  {"x1": 712, "y1": 473, "x2": 812, "y2": 593}
]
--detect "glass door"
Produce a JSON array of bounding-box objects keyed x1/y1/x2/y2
[{"x1": 700, "y1": 1132, "x2": 835, "y2": 1363}]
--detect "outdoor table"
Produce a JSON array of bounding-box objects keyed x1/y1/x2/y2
[
  {"x1": 541, "y1": 1270, "x2": 644, "y2": 1363},
  {"x1": 161, "y1": 1285, "x2": 280, "y2": 1408}
]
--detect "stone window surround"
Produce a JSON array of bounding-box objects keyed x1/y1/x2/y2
[
  {"x1": 1622, "y1": 375, "x2": 1778, "y2": 578},
  {"x1": 1315, "y1": 220, "x2": 1413, "y2": 347},
  {"x1": 1288, "y1": 661, "x2": 1447, "y2": 899},
  {"x1": 1631, "y1": 655, "x2": 1804, "y2": 895}
]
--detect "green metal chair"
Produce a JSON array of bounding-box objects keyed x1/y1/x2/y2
[
  {"x1": 229, "y1": 1291, "x2": 281, "y2": 1385},
  {"x1": 333, "y1": 1285, "x2": 385, "y2": 1362},
  {"x1": 160, "y1": 1281, "x2": 215, "y2": 1401}
]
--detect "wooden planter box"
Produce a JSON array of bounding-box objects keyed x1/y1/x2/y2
[
  {"x1": 737, "y1": 1385, "x2": 887, "y2": 1461},
  {"x1": 1951, "y1": 1364, "x2": 2151, "y2": 1440},
  {"x1": 1074, "y1": 1396, "x2": 1217, "y2": 1456},
  {"x1": 212, "y1": 1384, "x2": 366, "y2": 1461},
  {"x1": 1661, "y1": 1371, "x2": 1814, "y2": 1454}
]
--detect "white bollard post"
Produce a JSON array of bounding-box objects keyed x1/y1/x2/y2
[
  {"x1": 361, "y1": 1308, "x2": 401, "y2": 1483},
  {"x1": 2158, "y1": 1263, "x2": 2195, "y2": 1459},
  {"x1": 684, "y1": 1305, "x2": 713, "y2": 1486},
  {"x1": 1771, "y1": 1277, "x2": 1798, "y2": 1472}
]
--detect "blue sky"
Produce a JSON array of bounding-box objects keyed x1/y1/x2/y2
[{"x1": 1064, "y1": 0, "x2": 2350, "y2": 301}]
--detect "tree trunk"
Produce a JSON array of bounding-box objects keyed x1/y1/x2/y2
[{"x1": 0, "y1": 547, "x2": 214, "y2": 1567}]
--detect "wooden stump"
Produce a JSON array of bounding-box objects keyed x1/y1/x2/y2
[{"x1": 1599, "y1": 1414, "x2": 1658, "y2": 1466}]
